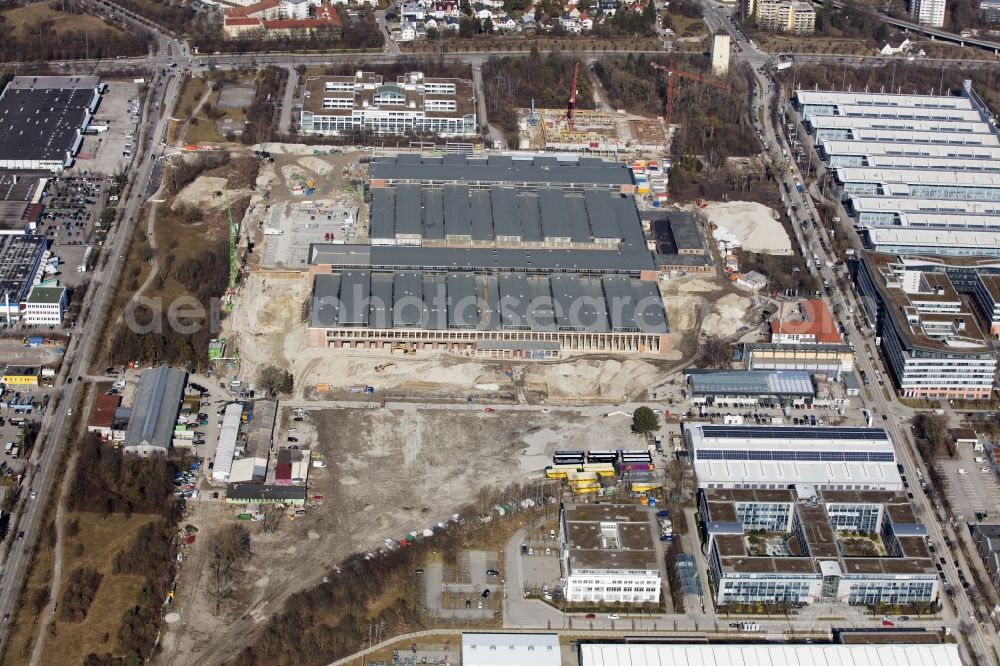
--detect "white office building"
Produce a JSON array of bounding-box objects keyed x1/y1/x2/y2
[
  {"x1": 683, "y1": 423, "x2": 903, "y2": 491},
  {"x1": 299, "y1": 71, "x2": 477, "y2": 137},
  {"x1": 561, "y1": 504, "x2": 661, "y2": 604},
  {"x1": 856, "y1": 252, "x2": 998, "y2": 400},
  {"x1": 700, "y1": 487, "x2": 938, "y2": 607},
  {"x1": 22, "y1": 285, "x2": 66, "y2": 325},
  {"x1": 797, "y1": 82, "x2": 1000, "y2": 257}
]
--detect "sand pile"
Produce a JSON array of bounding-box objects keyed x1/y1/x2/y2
[
  {"x1": 703, "y1": 201, "x2": 792, "y2": 255},
  {"x1": 701, "y1": 292, "x2": 752, "y2": 338}
]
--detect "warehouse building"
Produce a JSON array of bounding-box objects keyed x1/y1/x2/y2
[
  {"x1": 796, "y1": 82, "x2": 1000, "y2": 257},
  {"x1": 300, "y1": 71, "x2": 476, "y2": 137},
  {"x1": 123, "y1": 365, "x2": 188, "y2": 455},
  {"x1": 225, "y1": 483, "x2": 307, "y2": 505},
  {"x1": 683, "y1": 423, "x2": 903, "y2": 491},
  {"x1": 561, "y1": 503, "x2": 661, "y2": 604},
  {"x1": 0, "y1": 76, "x2": 102, "y2": 172},
  {"x1": 743, "y1": 342, "x2": 854, "y2": 377},
  {"x1": 309, "y1": 156, "x2": 669, "y2": 356},
  {"x1": 212, "y1": 403, "x2": 245, "y2": 483},
  {"x1": 579, "y1": 642, "x2": 961, "y2": 665},
  {"x1": 699, "y1": 487, "x2": 938, "y2": 606},
  {"x1": 369, "y1": 154, "x2": 636, "y2": 193},
  {"x1": 463, "y1": 633, "x2": 560, "y2": 666},
  {"x1": 856, "y1": 252, "x2": 997, "y2": 400},
  {"x1": 685, "y1": 369, "x2": 815, "y2": 407},
  {"x1": 0, "y1": 234, "x2": 48, "y2": 322}
]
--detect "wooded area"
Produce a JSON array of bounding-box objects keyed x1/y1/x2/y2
[
  {"x1": 59, "y1": 567, "x2": 103, "y2": 623},
  {"x1": 482, "y1": 50, "x2": 595, "y2": 146},
  {"x1": 0, "y1": 0, "x2": 150, "y2": 61},
  {"x1": 242, "y1": 67, "x2": 286, "y2": 145},
  {"x1": 68, "y1": 433, "x2": 180, "y2": 518}
]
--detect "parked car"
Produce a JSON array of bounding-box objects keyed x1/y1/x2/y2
[{"x1": 585, "y1": 613, "x2": 596, "y2": 620}]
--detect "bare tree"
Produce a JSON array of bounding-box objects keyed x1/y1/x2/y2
[{"x1": 207, "y1": 524, "x2": 252, "y2": 613}]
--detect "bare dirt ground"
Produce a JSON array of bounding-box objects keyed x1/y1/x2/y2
[
  {"x1": 156, "y1": 405, "x2": 642, "y2": 665},
  {"x1": 228, "y1": 272, "x2": 690, "y2": 403}
]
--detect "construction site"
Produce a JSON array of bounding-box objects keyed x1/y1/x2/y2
[{"x1": 516, "y1": 107, "x2": 668, "y2": 154}]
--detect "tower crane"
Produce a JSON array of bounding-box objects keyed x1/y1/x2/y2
[
  {"x1": 649, "y1": 61, "x2": 729, "y2": 130},
  {"x1": 567, "y1": 62, "x2": 581, "y2": 132}
]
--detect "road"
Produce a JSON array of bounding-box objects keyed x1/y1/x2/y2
[
  {"x1": 733, "y1": 36, "x2": 998, "y2": 666},
  {"x1": 0, "y1": 65, "x2": 179, "y2": 651}
]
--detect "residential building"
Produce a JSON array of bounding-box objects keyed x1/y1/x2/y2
[
  {"x1": 856, "y1": 252, "x2": 997, "y2": 400},
  {"x1": 877, "y1": 38, "x2": 912, "y2": 55},
  {"x1": 300, "y1": 71, "x2": 476, "y2": 137},
  {"x1": 2, "y1": 365, "x2": 39, "y2": 387},
  {"x1": 579, "y1": 643, "x2": 961, "y2": 665},
  {"x1": 598, "y1": 0, "x2": 620, "y2": 13},
  {"x1": 972, "y1": 523, "x2": 1000, "y2": 591},
  {"x1": 700, "y1": 487, "x2": 938, "y2": 607},
  {"x1": 908, "y1": 0, "x2": 945, "y2": 26},
  {"x1": 683, "y1": 423, "x2": 903, "y2": 491},
  {"x1": 561, "y1": 503, "x2": 662, "y2": 604},
  {"x1": 22, "y1": 285, "x2": 66, "y2": 325},
  {"x1": 462, "y1": 633, "x2": 560, "y2": 666},
  {"x1": 742, "y1": 0, "x2": 814, "y2": 33},
  {"x1": 223, "y1": 0, "x2": 342, "y2": 38},
  {"x1": 982, "y1": 0, "x2": 1000, "y2": 21},
  {"x1": 770, "y1": 299, "x2": 842, "y2": 344},
  {"x1": 122, "y1": 365, "x2": 188, "y2": 455}
]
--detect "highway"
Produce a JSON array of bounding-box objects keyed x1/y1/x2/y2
[{"x1": 0, "y1": 65, "x2": 179, "y2": 650}]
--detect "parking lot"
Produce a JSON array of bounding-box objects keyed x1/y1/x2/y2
[
  {"x1": 423, "y1": 550, "x2": 500, "y2": 620},
  {"x1": 72, "y1": 80, "x2": 143, "y2": 176},
  {"x1": 939, "y1": 443, "x2": 1000, "y2": 521}
]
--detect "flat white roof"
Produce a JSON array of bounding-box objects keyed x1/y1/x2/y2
[
  {"x1": 859, "y1": 156, "x2": 1000, "y2": 172},
  {"x1": 850, "y1": 196, "x2": 1000, "y2": 214},
  {"x1": 212, "y1": 403, "x2": 243, "y2": 482},
  {"x1": 796, "y1": 89, "x2": 974, "y2": 110},
  {"x1": 868, "y1": 227, "x2": 1000, "y2": 249},
  {"x1": 580, "y1": 643, "x2": 963, "y2": 666},
  {"x1": 810, "y1": 115, "x2": 990, "y2": 133},
  {"x1": 837, "y1": 166, "x2": 1000, "y2": 186},
  {"x1": 684, "y1": 423, "x2": 901, "y2": 489},
  {"x1": 462, "y1": 633, "x2": 560, "y2": 666},
  {"x1": 823, "y1": 141, "x2": 1000, "y2": 160},
  {"x1": 820, "y1": 129, "x2": 999, "y2": 146}
]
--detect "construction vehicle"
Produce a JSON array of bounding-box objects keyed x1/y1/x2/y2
[
  {"x1": 648, "y1": 61, "x2": 729, "y2": 130},
  {"x1": 374, "y1": 362, "x2": 396, "y2": 373}
]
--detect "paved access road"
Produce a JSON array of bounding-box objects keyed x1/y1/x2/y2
[{"x1": 0, "y1": 67, "x2": 180, "y2": 651}]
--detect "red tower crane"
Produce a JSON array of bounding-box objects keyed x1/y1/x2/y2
[
  {"x1": 649, "y1": 61, "x2": 729, "y2": 130},
  {"x1": 567, "y1": 62, "x2": 581, "y2": 132}
]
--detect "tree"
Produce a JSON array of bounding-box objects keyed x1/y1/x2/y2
[
  {"x1": 257, "y1": 364, "x2": 293, "y2": 396},
  {"x1": 698, "y1": 335, "x2": 732, "y2": 369},
  {"x1": 207, "y1": 524, "x2": 252, "y2": 614},
  {"x1": 633, "y1": 406, "x2": 660, "y2": 434}
]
